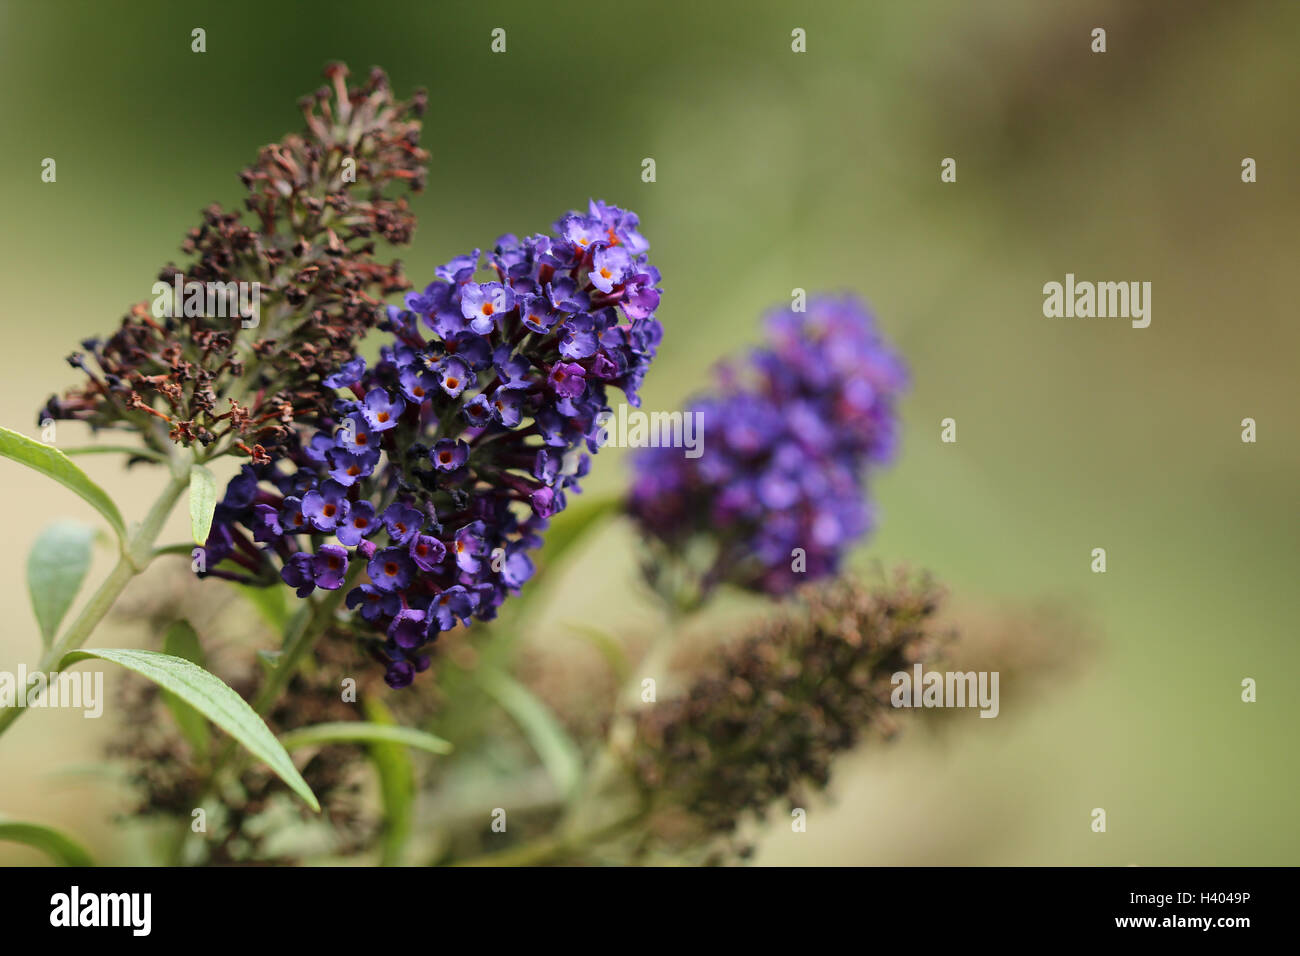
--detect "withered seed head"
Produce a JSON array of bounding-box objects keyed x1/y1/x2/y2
[{"x1": 42, "y1": 64, "x2": 429, "y2": 465}]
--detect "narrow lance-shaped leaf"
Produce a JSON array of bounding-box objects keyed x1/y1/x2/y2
[
  {"x1": 26, "y1": 521, "x2": 96, "y2": 648},
  {"x1": 0, "y1": 426, "x2": 127, "y2": 542},
  {"x1": 160, "y1": 621, "x2": 211, "y2": 760},
  {"x1": 189, "y1": 464, "x2": 218, "y2": 546},
  {"x1": 278, "y1": 722, "x2": 453, "y2": 755},
  {"x1": 0, "y1": 818, "x2": 94, "y2": 866},
  {"x1": 58, "y1": 648, "x2": 319, "y2": 811},
  {"x1": 363, "y1": 698, "x2": 414, "y2": 867},
  {"x1": 478, "y1": 667, "x2": 583, "y2": 800}
]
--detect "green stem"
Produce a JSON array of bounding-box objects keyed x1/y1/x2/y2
[
  {"x1": 452, "y1": 809, "x2": 648, "y2": 867},
  {"x1": 251, "y1": 561, "x2": 362, "y2": 715},
  {"x1": 557, "y1": 599, "x2": 688, "y2": 839},
  {"x1": 0, "y1": 464, "x2": 191, "y2": 740},
  {"x1": 171, "y1": 561, "x2": 364, "y2": 864}
]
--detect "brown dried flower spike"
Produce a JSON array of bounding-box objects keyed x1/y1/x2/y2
[
  {"x1": 41, "y1": 64, "x2": 429, "y2": 465},
  {"x1": 631, "y1": 575, "x2": 945, "y2": 848}
]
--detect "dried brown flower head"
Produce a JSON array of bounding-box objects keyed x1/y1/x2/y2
[
  {"x1": 629, "y1": 575, "x2": 946, "y2": 852},
  {"x1": 42, "y1": 64, "x2": 428, "y2": 464}
]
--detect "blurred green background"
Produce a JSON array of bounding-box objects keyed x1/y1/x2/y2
[{"x1": 1, "y1": 0, "x2": 1297, "y2": 864}]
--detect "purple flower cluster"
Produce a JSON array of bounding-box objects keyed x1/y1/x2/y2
[
  {"x1": 627, "y1": 294, "x2": 905, "y2": 597},
  {"x1": 203, "y1": 201, "x2": 662, "y2": 687}
]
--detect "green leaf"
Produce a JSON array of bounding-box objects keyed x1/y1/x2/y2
[
  {"x1": 160, "y1": 621, "x2": 210, "y2": 760},
  {"x1": 0, "y1": 426, "x2": 127, "y2": 542},
  {"x1": 0, "y1": 818, "x2": 94, "y2": 866},
  {"x1": 278, "y1": 722, "x2": 453, "y2": 756},
  {"x1": 58, "y1": 648, "x2": 319, "y2": 812},
  {"x1": 363, "y1": 698, "x2": 414, "y2": 866},
  {"x1": 26, "y1": 521, "x2": 96, "y2": 647},
  {"x1": 478, "y1": 667, "x2": 583, "y2": 799},
  {"x1": 188, "y1": 464, "x2": 218, "y2": 545}
]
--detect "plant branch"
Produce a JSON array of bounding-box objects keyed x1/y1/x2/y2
[{"x1": 0, "y1": 462, "x2": 191, "y2": 740}]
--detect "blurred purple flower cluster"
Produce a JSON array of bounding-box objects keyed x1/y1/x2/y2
[
  {"x1": 203, "y1": 201, "x2": 663, "y2": 687},
  {"x1": 628, "y1": 294, "x2": 905, "y2": 597}
]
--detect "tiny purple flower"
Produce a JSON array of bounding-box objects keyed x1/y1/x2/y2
[
  {"x1": 368, "y1": 547, "x2": 415, "y2": 592},
  {"x1": 409, "y1": 533, "x2": 447, "y2": 572},
  {"x1": 362, "y1": 387, "x2": 406, "y2": 431},
  {"x1": 398, "y1": 365, "x2": 438, "y2": 404},
  {"x1": 452, "y1": 521, "x2": 486, "y2": 573},
  {"x1": 590, "y1": 244, "x2": 631, "y2": 293},
  {"x1": 438, "y1": 357, "x2": 473, "y2": 398},
  {"x1": 548, "y1": 362, "x2": 586, "y2": 399},
  {"x1": 302, "y1": 480, "x2": 350, "y2": 532},
  {"x1": 336, "y1": 499, "x2": 377, "y2": 547},
  {"x1": 460, "y1": 282, "x2": 513, "y2": 334},
  {"x1": 430, "y1": 438, "x2": 470, "y2": 472},
  {"x1": 281, "y1": 552, "x2": 316, "y2": 598},
  {"x1": 388, "y1": 608, "x2": 428, "y2": 649},
  {"x1": 346, "y1": 583, "x2": 399, "y2": 622},
  {"x1": 430, "y1": 585, "x2": 474, "y2": 631},
  {"x1": 381, "y1": 502, "x2": 424, "y2": 544},
  {"x1": 312, "y1": 544, "x2": 349, "y2": 590}
]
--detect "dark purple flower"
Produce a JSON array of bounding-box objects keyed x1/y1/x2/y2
[
  {"x1": 279, "y1": 496, "x2": 311, "y2": 536},
  {"x1": 388, "y1": 608, "x2": 427, "y2": 649},
  {"x1": 430, "y1": 585, "x2": 474, "y2": 631},
  {"x1": 490, "y1": 384, "x2": 528, "y2": 427},
  {"x1": 347, "y1": 583, "x2": 399, "y2": 622},
  {"x1": 530, "y1": 486, "x2": 559, "y2": 519},
  {"x1": 437, "y1": 357, "x2": 472, "y2": 398},
  {"x1": 384, "y1": 660, "x2": 416, "y2": 689},
  {"x1": 312, "y1": 544, "x2": 349, "y2": 589},
  {"x1": 436, "y1": 250, "x2": 479, "y2": 284},
  {"x1": 362, "y1": 387, "x2": 406, "y2": 431},
  {"x1": 501, "y1": 546, "x2": 535, "y2": 588},
  {"x1": 519, "y1": 294, "x2": 558, "y2": 333},
  {"x1": 201, "y1": 199, "x2": 663, "y2": 689},
  {"x1": 399, "y1": 365, "x2": 437, "y2": 403},
  {"x1": 323, "y1": 356, "x2": 367, "y2": 390},
  {"x1": 336, "y1": 499, "x2": 377, "y2": 547},
  {"x1": 460, "y1": 282, "x2": 513, "y2": 334},
  {"x1": 462, "y1": 393, "x2": 492, "y2": 427},
  {"x1": 409, "y1": 533, "x2": 447, "y2": 572},
  {"x1": 368, "y1": 547, "x2": 415, "y2": 592},
  {"x1": 327, "y1": 447, "x2": 376, "y2": 487},
  {"x1": 548, "y1": 362, "x2": 586, "y2": 399},
  {"x1": 590, "y1": 244, "x2": 631, "y2": 294},
  {"x1": 302, "y1": 480, "x2": 350, "y2": 532},
  {"x1": 430, "y1": 438, "x2": 469, "y2": 471},
  {"x1": 627, "y1": 294, "x2": 905, "y2": 597},
  {"x1": 281, "y1": 552, "x2": 316, "y2": 598},
  {"x1": 337, "y1": 413, "x2": 377, "y2": 455},
  {"x1": 251, "y1": 503, "x2": 283, "y2": 543},
  {"x1": 381, "y1": 503, "x2": 423, "y2": 544},
  {"x1": 452, "y1": 521, "x2": 486, "y2": 573}
]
